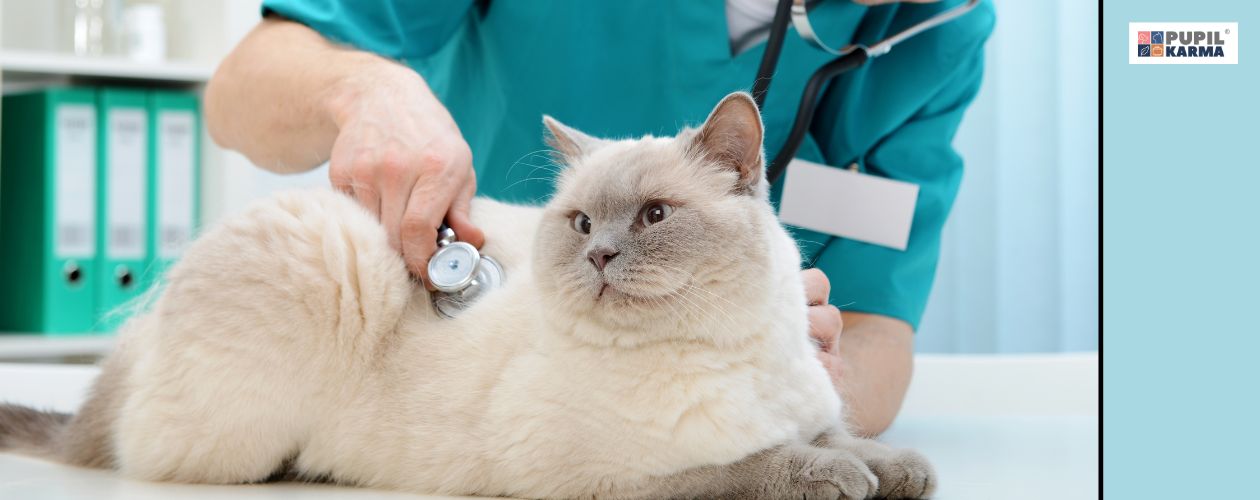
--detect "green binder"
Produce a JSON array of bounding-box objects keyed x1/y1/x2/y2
[
  {"x1": 0, "y1": 89, "x2": 100, "y2": 334},
  {"x1": 95, "y1": 89, "x2": 150, "y2": 331},
  {"x1": 145, "y1": 91, "x2": 200, "y2": 285}
]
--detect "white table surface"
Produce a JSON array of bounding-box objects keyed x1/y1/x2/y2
[{"x1": 0, "y1": 354, "x2": 1099, "y2": 499}]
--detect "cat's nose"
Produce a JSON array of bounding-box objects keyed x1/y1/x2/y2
[{"x1": 587, "y1": 247, "x2": 620, "y2": 271}]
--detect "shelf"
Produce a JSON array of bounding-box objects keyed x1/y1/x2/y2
[
  {"x1": 0, "y1": 334, "x2": 116, "y2": 360},
  {"x1": 0, "y1": 49, "x2": 214, "y2": 84}
]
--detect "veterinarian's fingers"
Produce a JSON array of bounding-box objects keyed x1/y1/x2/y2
[
  {"x1": 349, "y1": 184, "x2": 381, "y2": 220},
  {"x1": 802, "y1": 268, "x2": 831, "y2": 306},
  {"x1": 808, "y1": 304, "x2": 842, "y2": 352},
  {"x1": 400, "y1": 205, "x2": 441, "y2": 285},
  {"x1": 446, "y1": 173, "x2": 485, "y2": 249},
  {"x1": 329, "y1": 154, "x2": 381, "y2": 219},
  {"x1": 377, "y1": 165, "x2": 411, "y2": 253},
  {"x1": 329, "y1": 167, "x2": 356, "y2": 197},
  {"x1": 817, "y1": 350, "x2": 843, "y2": 381},
  {"x1": 831, "y1": 310, "x2": 844, "y2": 355},
  {"x1": 400, "y1": 183, "x2": 459, "y2": 286}
]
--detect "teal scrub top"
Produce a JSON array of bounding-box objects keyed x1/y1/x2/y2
[{"x1": 261, "y1": 0, "x2": 995, "y2": 330}]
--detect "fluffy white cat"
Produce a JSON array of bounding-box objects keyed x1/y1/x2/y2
[{"x1": 0, "y1": 93, "x2": 935, "y2": 499}]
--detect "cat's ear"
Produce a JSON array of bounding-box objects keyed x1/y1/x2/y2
[
  {"x1": 543, "y1": 115, "x2": 604, "y2": 163},
  {"x1": 693, "y1": 92, "x2": 765, "y2": 194}
]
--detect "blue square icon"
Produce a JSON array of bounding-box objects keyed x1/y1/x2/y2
[
  {"x1": 1151, "y1": 31, "x2": 1164, "y2": 44},
  {"x1": 1138, "y1": 44, "x2": 1150, "y2": 57}
]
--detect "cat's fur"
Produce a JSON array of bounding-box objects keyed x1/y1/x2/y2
[{"x1": 0, "y1": 93, "x2": 935, "y2": 499}]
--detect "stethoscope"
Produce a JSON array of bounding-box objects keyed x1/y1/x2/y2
[
  {"x1": 428, "y1": 0, "x2": 981, "y2": 317},
  {"x1": 428, "y1": 223, "x2": 505, "y2": 318},
  {"x1": 755, "y1": 0, "x2": 982, "y2": 184}
]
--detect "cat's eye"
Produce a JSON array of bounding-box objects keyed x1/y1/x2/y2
[
  {"x1": 572, "y1": 212, "x2": 592, "y2": 234},
  {"x1": 641, "y1": 203, "x2": 674, "y2": 226}
]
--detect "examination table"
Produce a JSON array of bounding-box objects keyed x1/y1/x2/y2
[{"x1": 0, "y1": 353, "x2": 1098, "y2": 499}]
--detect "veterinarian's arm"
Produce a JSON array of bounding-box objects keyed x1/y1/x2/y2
[
  {"x1": 804, "y1": 270, "x2": 913, "y2": 437},
  {"x1": 833, "y1": 312, "x2": 913, "y2": 437},
  {"x1": 205, "y1": 16, "x2": 483, "y2": 281}
]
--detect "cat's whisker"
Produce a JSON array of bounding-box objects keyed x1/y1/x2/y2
[
  {"x1": 657, "y1": 295, "x2": 709, "y2": 343},
  {"x1": 646, "y1": 262, "x2": 740, "y2": 312},
  {"x1": 521, "y1": 158, "x2": 565, "y2": 175},
  {"x1": 668, "y1": 290, "x2": 722, "y2": 342},
  {"x1": 675, "y1": 293, "x2": 725, "y2": 343},
  {"x1": 628, "y1": 273, "x2": 726, "y2": 340},
  {"x1": 678, "y1": 286, "x2": 740, "y2": 337},
  {"x1": 528, "y1": 166, "x2": 564, "y2": 179},
  {"x1": 651, "y1": 262, "x2": 754, "y2": 316},
  {"x1": 504, "y1": 148, "x2": 564, "y2": 180},
  {"x1": 623, "y1": 265, "x2": 751, "y2": 339},
  {"x1": 512, "y1": 159, "x2": 564, "y2": 178},
  {"x1": 682, "y1": 284, "x2": 745, "y2": 320},
  {"x1": 679, "y1": 285, "x2": 736, "y2": 320},
  {"x1": 503, "y1": 175, "x2": 563, "y2": 192},
  {"x1": 648, "y1": 294, "x2": 679, "y2": 326}
]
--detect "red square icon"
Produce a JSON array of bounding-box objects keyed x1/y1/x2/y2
[
  {"x1": 1138, "y1": 31, "x2": 1151, "y2": 44},
  {"x1": 1151, "y1": 44, "x2": 1164, "y2": 57}
]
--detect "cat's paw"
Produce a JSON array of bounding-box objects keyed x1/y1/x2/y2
[
  {"x1": 784, "y1": 450, "x2": 878, "y2": 500},
  {"x1": 863, "y1": 448, "x2": 936, "y2": 499}
]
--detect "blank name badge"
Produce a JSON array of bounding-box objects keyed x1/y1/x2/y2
[{"x1": 778, "y1": 159, "x2": 918, "y2": 251}]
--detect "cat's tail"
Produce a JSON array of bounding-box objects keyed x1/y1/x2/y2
[{"x1": 0, "y1": 403, "x2": 70, "y2": 458}]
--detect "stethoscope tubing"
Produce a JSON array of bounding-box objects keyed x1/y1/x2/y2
[
  {"x1": 764, "y1": 49, "x2": 867, "y2": 184},
  {"x1": 754, "y1": 0, "x2": 982, "y2": 184}
]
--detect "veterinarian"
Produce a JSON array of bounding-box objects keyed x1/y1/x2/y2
[{"x1": 204, "y1": 0, "x2": 994, "y2": 437}]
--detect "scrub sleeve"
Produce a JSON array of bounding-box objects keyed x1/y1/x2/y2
[{"x1": 262, "y1": 0, "x2": 469, "y2": 60}]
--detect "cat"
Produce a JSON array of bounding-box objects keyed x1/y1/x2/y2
[{"x1": 0, "y1": 92, "x2": 935, "y2": 499}]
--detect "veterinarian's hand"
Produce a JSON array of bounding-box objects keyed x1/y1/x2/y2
[
  {"x1": 803, "y1": 268, "x2": 844, "y2": 382},
  {"x1": 326, "y1": 63, "x2": 485, "y2": 285}
]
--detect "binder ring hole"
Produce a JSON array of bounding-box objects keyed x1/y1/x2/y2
[
  {"x1": 64, "y1": 263, "x2": 83, "y2": 285},
  {"x1": 117, "y1": 268, "x2": 134, "y2": 288}
]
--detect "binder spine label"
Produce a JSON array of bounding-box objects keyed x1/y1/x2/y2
[
  {"x1": 157, "y1": 110, "x2": 195, "y2": 260},
  {"x1": 55, "y1": 104, "x2": 98, "y2": 259},
  {"x1": 107, "y1": 108, "x2": 149, "y2": 259}
]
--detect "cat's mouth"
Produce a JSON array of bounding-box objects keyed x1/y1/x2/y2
[
  {"x1": 597, "y1": 282, "x2": 622, "y2": 301},
  {"x1": 596, "y1": 282, "x2": 643, "y2": 303},
  {"x1": 595, "y1": 280, "x2": 678, "y2": 306}
]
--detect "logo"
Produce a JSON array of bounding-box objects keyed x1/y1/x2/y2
[{"x1": 1130, "y1": 22, "x2": 1238, "y2": 65}]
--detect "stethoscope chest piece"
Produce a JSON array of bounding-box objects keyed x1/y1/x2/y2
[{"x1": 429, "y1": 225, "x2": 505, "y2": 318}]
